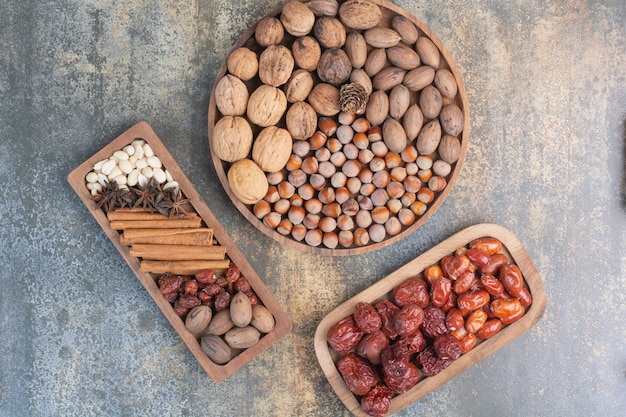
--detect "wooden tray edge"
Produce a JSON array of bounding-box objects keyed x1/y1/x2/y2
[{"x1": 67, "y1": 121, "x2": 292, "y2": 382}]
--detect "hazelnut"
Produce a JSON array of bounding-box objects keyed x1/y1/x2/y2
[
  {"x1": 323, "y1": 232, "x2": 339, "y2": 249},
  {"x1": 291, "y1": 223, "x2": 307, "y2": 241},
  {"x1": 338, "y1": 230, "x2": 354, "y2": 247}
]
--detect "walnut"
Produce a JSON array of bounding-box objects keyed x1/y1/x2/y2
[
  {"x1": 252, "y1": 126, "x2": 293, "y2": 172},
  {"x1": 258, "y1": 45, "x2": 294, "y2": 87},
  {"x1": 317, "y1": 48, "x2": 352, "y2": 86},
  {"x1": 291, "y1": 36, "x2": 321, "y2": 71},
  {"x1": 212, "y1": 116, "x2": 253, "y2": 162},
  {"x1": 255, "y1": 16, "x2": 284, "y2": 47},
  {"x1": 227, "y1": 47, "x2": 258, "y2": 81},
  {"x1": 307, "y1": 83, "x2": 341, "y2": 116},
  {"x1": 247, "y1": 84, "x2": 287, "y2": 127},
  {"x1": 284, "y1": 69, "x2": 314, "y2": 103},
  {"x1": 280, "y1": 0, "x2": 315, "y2": 37},
  {"x1": 227, "y1": 159, "x2": 269, "y2": 204},
  {"x1": 214, "y1": 74, "x2": 249, "y2": 116}
]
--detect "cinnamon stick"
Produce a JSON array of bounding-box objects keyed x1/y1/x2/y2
[
  {"x1": 130, "y1": 244, "x2": 226, "y2": 261},
  {"x1": 110, "y1": 217, "x2": 202, "y2": 230},
  {"x1": 107, "y1": 209, "x2": 200, "y2": 222},
  {"x1": 120, "y1": 228, "x2": 214, "y2": 246},
  {"x1": 140, "y1": 259, "x2": 230, "y2": 275}
]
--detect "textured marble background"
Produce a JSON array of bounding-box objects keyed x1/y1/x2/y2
[{"x1": 1, "y1": 1, "x2": 625, "y2": 416}]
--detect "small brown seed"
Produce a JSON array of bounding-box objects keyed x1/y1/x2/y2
[
  {"x1": 341, "y1": 198, "x2": 359, "y2": 216},
  {"x1": 309, "y1": 173, "x2": 326, "y2": 190},
  {"x1": 309, "y1": 131, "x2": 328, "y2": 150},
  {"x1": 304, "y1": 198, "x2": 323, "y2": 214},
  {"x1": 299, "y1": 183, "x2": 316, "y2": 199},
  {"x1": 292, "y1": 140, "x2": 311, "y2": 158},
  {"x1": 263, "y1": 212, "x2": 282, "y2": 229},
  {"x1": 371, "y1": 189, "x2": 390, "y2": 207},
  {"x1": 303, "y1": 213, "x2": 321, "y2": 229},
  {"x1": 319, "y1": 161, "x2": 338, "y2": 178},
  {"x1": 274, "y1": 199, "x2": 291, "y2": 215},
  {"x1": 254, "y1": 200, "x2": 271, "y2": 219},
  {"x1": 346, "y1": 177, "x2": 362, "y2": 194}
]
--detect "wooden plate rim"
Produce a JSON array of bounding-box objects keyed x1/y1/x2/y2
[
  {"x1": 67, "y1": 121, "x2": 292, "y2": 382},
  {"x1": 207, "y1": 0, "x2": 470, "y2": 256},
  {"x1": 313, "y1": 223, "x2": 547, "y2": 416}
]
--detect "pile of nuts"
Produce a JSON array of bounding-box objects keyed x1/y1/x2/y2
[
  {"x1": 158, "y1": 265, "x2": 276, "y2": 365},
  {"x1": 326, "y1": 237, "x2": 533, "y2": 417},
  {"x1": 211, "y1": 0, "x2": 466, "y2": 250}
]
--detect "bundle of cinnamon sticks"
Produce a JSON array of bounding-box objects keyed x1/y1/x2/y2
[{"x1": 108, "y1": 208, "x2": 230, "y2": 275}]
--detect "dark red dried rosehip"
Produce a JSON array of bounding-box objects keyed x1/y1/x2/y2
[
  {"x1": 375, "y1": 299, "x2": 400, "y2": 340},
  {"x1": 392, "y1": 276, "x2": 430, "y2": 308},
  {"x1": 195, "y1": 269, "x2": 217, "y2": 284},
  {"x1": 394, "y1": 304, "x2": 424, "y2": 337},
  {"x1": 177, "y1": 293, "x2": 200, "y2": 309},
  {"x1": 173, "y1": 303, "x2": 189, "y2": 318},
  {"x1": 397, "y1": 329, "x2": 427, "y2": 355},
  {"x1": 361, "y1": 384, "x2": 393, "y2": 417},
  {"x1": 357, "y1": 330, "x2": 389, "y2": 365},
  {"x1": 247, "y1": 292, "x2": 259, "y2": 305},
  {"x1": 337, "y1": 353, "x2": 378, "y2": 396},
  {"x1": 226, "y1": 265, "x2": 241, "y2": 283},
  {"x1": 205, "y1": 283, "x2": 222, "y2": 297},
  {"x1": 184, "y1": 279, "x2": 199, "y2": 295},
  {"x1": 163, "y1": 292, "x2": 178, "y2": 303},
  {"x1": 420, "y1": 305, "x2": 449, "y2": 339},
  {"x1": 327, "y1": 316, "x2": 365, "y2": 355},
  {"x1": 415, "y1": 346, "x2": 451, "y2": 377},
  {"x1": 354, "y1": 302, "x2": 383, "y2": 333},
  {"x1": 384, "y1": 361, "x2": 419, "y2": 394},
  {"x1": 158, "y1": 274, "x2": 182, "y2": 294},
  {"x1": 213, "y1": 290, "x2": 231, "y2": 312},
  {"x1": 433, "y1": 334, "x2": 462, "y2": 361},
  {"x1": 233, "y1": 276, "x2": 252, "y2": 295}
]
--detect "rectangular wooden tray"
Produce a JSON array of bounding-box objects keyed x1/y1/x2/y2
[
  {"x1": 314, "y1": 223, "x2": 546, "y2": 416},
  {"x1": 67, "y1": 121, "x2": 292, "y2": 382}
]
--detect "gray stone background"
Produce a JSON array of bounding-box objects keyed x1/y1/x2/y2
[{"x1": 1, "y1": 0, "x2": 625, "y2": 416}]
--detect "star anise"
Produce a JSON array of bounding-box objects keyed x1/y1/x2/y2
[
  {"x1": 132, "y1": 178, "x2": 159, "y2": 211},
  {"x1": 91, "y1": 181, "x2": 133, "y2": 212},
  {"x1": 163, "y1": 187, "x2": 189, "y2": 217},
  {"x1": 151, "y1": 184, "x2": 171, "y2": 217}
]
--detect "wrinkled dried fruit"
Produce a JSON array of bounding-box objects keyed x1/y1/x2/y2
[
  {"x1": 337, "y1": 352, "x2": 378, "y2": 396},
  {"x1": 327, "y1": 316, "x2": 364, "y2": 355},
  {"x1": 354, "y1": 302, "x2": 383, "y2": 333}
]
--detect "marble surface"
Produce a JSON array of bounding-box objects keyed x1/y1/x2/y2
[{"x1": 1, "y1": 1, "x2": 625, "y2": 416}]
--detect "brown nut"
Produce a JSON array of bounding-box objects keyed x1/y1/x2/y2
[
  {"x1": 281, "y1": 0, "x2": 315, "y2": 36},
  {"x1": 317, "y1": 48, "x2": 352, "y2": 86},
  {"x1": 250, "y1": 304, "x2": 276, "y2": 333},
  {"x1": 338, "y1": 0, "x2": 382, "y2": 30},
  {"x1": 439, "y1": 104, "x2": 464, "y2": 137},
  {"x1": 438, "y1": 135, "x2": 462, "y2": 164},
  {"x1": 255, "y1": 16, "x2": 285, "y2": 46},
  {"x1": 387, "y1": 43, "x2": 421, "y2": 70},
  {"x1": 224, "y1": 326, "x2": 261, "y2": 349},
  {"x1": 212, "y1": 116, "x2": 253, "y2": 162},
  {"x1": 214, "y1": 74, "x2": 249, "y2": 116},
  {"x1": 227, "y1": 47, "x2": 259, "y2": 81},
  {"x1": 200, "y1": 335, "x2": 232, "y2": 364},
  {"x1": 345, "y1": 31, "x2": 368, "y2": 69},
  {"x1": 314, "y1": 16, "x2": 346, "y2": 48},
  {"x1": 392, "y1": 15, "x2": 419, "y2": 44},
  {"x1": 382, "y1": 118, "x2": 408, "y2": 153},
  {"x1": 284, "y1": 69, "x2": 314, "y2": 103},
  {"x1": 416, "y1": 36, "x2": 441, "y2": 68},
  {"x1": 350, "y1": 68, "x2": 373, "y2": 95},
  {"x1": 304, "y1": 0, "x2": 339, "y2": 16},
  {"x1": 402, "y1": 103, "x2": 424, "y2": 141},
  {"x1": 419, "y1": 85, "x2": 443, "y2": 119},
  {"x1": 252, "y1": 126, "x2": 293, "y2": 172},
  {"x1": 228, "y1": 159, "x2": 270, "y2": 204},
  {"x1": 230, "y1": 291, "x2": 253, "y2": 327},
  {"x1": 292, "y1": 36, "x2": 322, "y2": 71},
  {"x1": 308, "y1": 83, "x2": 341, "y2": 116},
  {"x1": 286, "y1": 101, "x2": 317, "y2": 140},
  {"x1": 204, "y1": 309, "x2": 235, "y2": 336},
  {"x1": 434, "y1": 68, "x2": 458, "y2": 99},
  {"x1": 185, "y1": 305, "x2": 212, "y2": 334},
  {"x1": 364, "y1": 27, "x2": 402, "y2": 48},
  {"x1": 365, "y1": 90, "x2": 389, "y2": 127},
  {"x1": 372, "y1": 67, "x2": 406, "y2": 91},
  {"x1": 416, "y1": 119, "x2": 442, "y2": 155},
  {"x1": 364, "y1": 48, "x2": 387, "y2": 78},
  {"x1": 247, "y1": 84, "x2": 287, "y2": 127},
  {"x1": 388, "y1": 84, "x2": 411, "y2": 120},
  {"x1": 403, "y1": 66, "x2": 436, "y2": 91},
  {"x1": 259, "y1": 44, "x2": 295, "y2": 87}
]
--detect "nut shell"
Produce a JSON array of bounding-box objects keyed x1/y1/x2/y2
[
  {"x1": 438, "y1": 134, "x2": 462, "y2": 164},
  {"x1": 247, "y1": 84, "x2": 287, "y2": 127},
  {"x1": 372, "y1": 67, "x2": 406, "y2": 91},
  {"x1": 286, "y1": 101, "x2": 317, "y2": 140},
  {"x1": 212, "y1": 116, "x2": 253, "y2": 162},
  {"x1": 308, "y1": 83, "x2": 341, "y2": 116},
  {"x1": 255, "y1": 16, "x2": 285, "y2": 46},
  {"x1": 250, "y1": 304, "x2": 276, "y2": 333},
  {"x1": 304, "y1": 0, "x2": 339, "y2": 16},
  {"x1": 259, "y1": 44, "x2": 295, "y2": 87},
  {"x1": 382, "y1": 118, "x2": 408, "y2": 153},
  {"x1": 338, "y1": 0, "x2": 382, "y2": 30},
  {"x1": 230, "y1": 291, "x2": 253, "y2": 327},
  {"x1": 252, "y1": 126, "x2": 293, "y2": 173},
  {"x1": 364, "y1": 27, "x2": 402, "y2": 48},
  {"x1": 387, "y1": 43, "x2": 421, "y2": 70},
  {"x1": 280, "y1": 0, "x2": 316, "y2": 36},
  {"x1": 227, "y1": 159, "x2": 270, "y2": 204},
  {"x1": 365, "y1": 90, "x2": 389, "y2": 126},
  {"x1": 224, "y1": 326, "x2": 261, "y2": 349},
  {"x1": 439, "y1": 103, "x2": 464, "y2": 137},
  {"x1": 416, "y1": 119, "x2": 442, "y2": 155},
  {"x1": 227, "y1": 47, "x2": 259, "y2": 81},
  {"x1": 392, "y1": 15, "x2": 419, "y2": 44},
  {"x1": 317, "y1": 48, "x2": 352, "y2": 86},
  {"x1": 185, "y1": 305, "x2": 213, "y2": 334},
  {"x1": 284, "y1": 69, "x2": 314, "y2": 103},
  {"x1": 214, "y1": 74, "x2": 249, "y2": 116},
  {"x1": 313, "y1": 16, "x2": 346, "y2": 49},
  {"x1": 291, "y1": 36, "x2": 322, "y2": 71},
  {"x1": 345, "y1": 31, "x2": 368, "y2": 69},
  {"x1": 200, "y1": 335, "x2": 232, "y2": 364}
]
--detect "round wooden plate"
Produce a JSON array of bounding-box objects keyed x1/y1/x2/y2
[{"x1": 208, "y1": 0, "x2": 470, "y2": 255}]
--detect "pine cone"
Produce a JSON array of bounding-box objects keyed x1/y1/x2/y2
[{"x1": 339, "y1": 82, "x2": 369, "y2": 114}]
